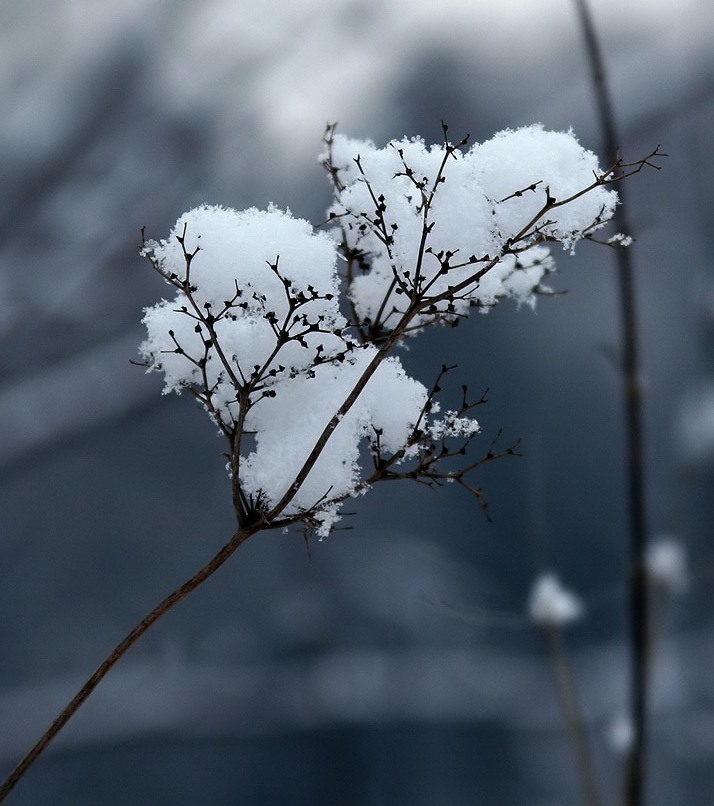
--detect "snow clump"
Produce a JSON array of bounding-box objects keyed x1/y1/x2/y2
[
  {"x1": 140, "y1": 126, "x2": 619, "y2": 534},
  {"x1": 528, "y1": 572, "x2": 585, "y2": 627},
  {"x1": 139, "y1": 205, "x2": 435, "y2": 534},
  {"x1": 323, "y1": 124, "x2": 617, "y2": 331}
]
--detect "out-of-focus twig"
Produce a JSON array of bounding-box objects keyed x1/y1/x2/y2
[
  {"x1": 544, "y1": 624, "x2": 603, "y2": 806},
  {"x1": 572, "y1": 2, "x2": 650, "y2": 804}
]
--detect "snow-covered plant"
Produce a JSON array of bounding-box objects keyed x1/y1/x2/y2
[
  {"x1": 0, "y1": 123, "x2": 661, "y2": 803},
  {"x1": 139, "y1": 123, "x2": 658, "y2": 538}
]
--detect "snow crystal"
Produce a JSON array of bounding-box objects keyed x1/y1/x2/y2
[
  {"x1": 528, "y1": 572, "x2": 584, "y2": 627},
  {"x1": 608, "y1": 233, "x2": 634, "y2": 248},
  {"x1": 426, "y1": 411, "x2": 481, "y2": 440}
]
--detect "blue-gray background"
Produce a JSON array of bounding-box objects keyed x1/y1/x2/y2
[{"x1": 1, "y1": 1, "x2": 712, "y2": 803}]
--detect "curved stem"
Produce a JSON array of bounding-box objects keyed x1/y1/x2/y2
[{"x1": 0, "y1": 526, "x2": 258, "y2": 802}]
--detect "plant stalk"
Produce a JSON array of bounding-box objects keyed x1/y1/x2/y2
[
  {"x1": 572, "y1": 2, "x2": 650, "y2": 803},
  {"x1": 0, "y1": 526, "x2": 258, "y2": 802},
  {"x1": 545, "y1": 624, "x2": 603, "y2": 806}
]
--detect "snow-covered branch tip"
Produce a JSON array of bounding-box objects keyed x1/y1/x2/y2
[{"x1": 139, "y1": 123, "x2": 659, "y2": 538}]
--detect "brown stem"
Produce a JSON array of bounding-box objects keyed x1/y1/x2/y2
[
  {"x1": 572, "y1": 2, "x2": 649, "y2": 804},
  {"x1": 0, "y1": 526, "x2": 259, "y2": 802}
]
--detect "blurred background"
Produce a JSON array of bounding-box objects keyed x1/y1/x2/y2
[{"x1": 1, "y1": 0, "x2": 712, "y2": 803}]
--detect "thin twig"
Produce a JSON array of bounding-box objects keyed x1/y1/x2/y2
[
  {"x1": 544, "y1": 624, "x2": 603, "y2": 806},
  {"x1": 0, "y1": 526, "x2": 258, "y2": 802}
]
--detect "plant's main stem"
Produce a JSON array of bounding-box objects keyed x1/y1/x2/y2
[
  {"x1": 573, "y1": 2, "x2": 649, "y2": 804},
  {"x1": 0, "y1": 526, "x2": 258, "y2": 803}
]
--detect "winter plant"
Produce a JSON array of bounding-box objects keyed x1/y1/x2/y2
[
  {"x1": 0, "y1": 122, "x2": 661, "y2": 801},
  {"x1": 138, "y1": 122, "x2": 653, "y2": 536}
]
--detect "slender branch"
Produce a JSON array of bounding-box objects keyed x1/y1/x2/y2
[
  {"x1": 0, "y1": 525, "x2": 259, "y2": 802},
  {"x1": 572, "y1": 2, "x2": 650, "y2": 804}
]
